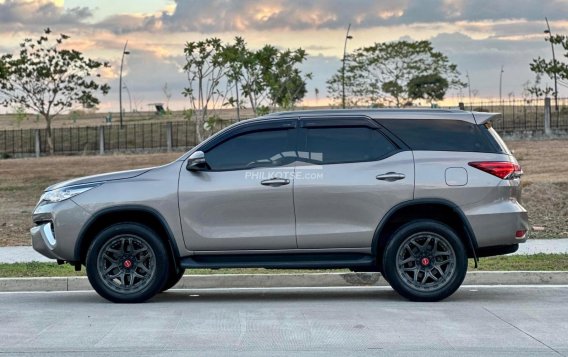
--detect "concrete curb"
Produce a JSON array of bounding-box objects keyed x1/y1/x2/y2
[{"x1": 1, "y1": 271, "x2": 568, "y2": 292}]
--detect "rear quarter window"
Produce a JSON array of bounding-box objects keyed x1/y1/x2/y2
[
  {"x1": 378, "y1": 119, "x2": 497, "y2": 153},
  {"x1": 482, "y1": 124, "x2": 511, "y2": 155}
]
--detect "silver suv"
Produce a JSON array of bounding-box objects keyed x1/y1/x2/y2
[{"x1": 31, "y1": 109, "x2": 529, "y2": 303}]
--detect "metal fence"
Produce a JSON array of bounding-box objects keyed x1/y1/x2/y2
[
  {"x1": 0, "y1": 120, "x2": 237, "y2": 158},
  {"x1": 1, "y1": 99, "x2": 567, "y2": 158},
  {"x1": 462, "y1": 97, "x2": 568, "y2": 132}
]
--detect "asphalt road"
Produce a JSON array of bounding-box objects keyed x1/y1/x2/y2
[{"x1": 0, "y1": 286, "x2": 567, "y2": 356}]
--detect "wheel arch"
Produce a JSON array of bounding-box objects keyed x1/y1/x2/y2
[
  {"x1": 372, "y1": 199, "x2": 479, "y2": 266},
  {"x1": 75, "y1": 205, "x2": 181, "y2": 265}
]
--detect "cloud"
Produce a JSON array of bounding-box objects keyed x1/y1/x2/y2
[
  {"x1": 152, "y1": 0, "x2": 409, "y2": 32},
  {"x1": 429, "y1": 32, "x2": 555, "y2": 97},
  {"x1": 0, "y1": 0, "x2": 92, "y2": 28},
  {"x1": 102, "y1": 49, "x2": 187, "y2": 111},
  {"x1": 95, "y1": 0, "x2": 568, "y2": 34},
  {"x1": 304, "y1": 45, "x2": 335, "y2": 52},
  {"x1": 95, "y1": 14, "x2": 158, "y2": 35},
  {"x1": 2, "y1": 0, "x2": 567, "y2": 109}
]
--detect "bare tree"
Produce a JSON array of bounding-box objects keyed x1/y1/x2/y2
[{"x1": 182, "y1": 38, "x2": 228, "y2": 141}]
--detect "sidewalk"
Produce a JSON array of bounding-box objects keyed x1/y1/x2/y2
[{"x1": 1, "y1": 239, "x2": 568, "y2": 264}]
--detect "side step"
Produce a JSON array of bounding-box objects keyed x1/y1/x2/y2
[{"x1": 180, "y1": 253, "x2": 375, "y2": 270}]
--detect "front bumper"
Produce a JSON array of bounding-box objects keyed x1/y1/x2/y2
[
  {"x1": 30, "y1": 199, "x2": 91, "y2": 262},
  {"x1": 31, "y1": 222, "x2": 61, "y2": 260}
]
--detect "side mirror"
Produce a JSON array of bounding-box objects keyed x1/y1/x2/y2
[{"x1": 186, "y1": 151, "x2": 208, "y2": 171}]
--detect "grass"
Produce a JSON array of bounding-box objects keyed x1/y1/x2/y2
[
  {"x1": 470, "y1": 253, "x2": 568, "y2": 271},
  {"x1": 0, "y1": 108, "x2": 258, "y2": 130},
  {"x1": 0, "y1": 254, "x2": 567, "y2": 278},
  {"x1": 0, "y1": 139, "x2": 567, "y2": 246}
]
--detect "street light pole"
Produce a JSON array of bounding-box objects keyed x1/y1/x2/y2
[
  {"x1": 119, "y1": 40, "x2": 130, "y2": 128},
  {"x1": 545, "y1": 17, "x2": 559, "y2": 112},
  {"x1": 123, "y1": 82, "x2": 132, "y2": 113},
  {"x1": 466, "y1": 71, "x2": 472, "y2": 110},
  {"x1": 342, "y1": 23, "x2": 353, "y2": 109},
  {"x1": 499, "y1": 65, "x2": 504, "y2": 103}
]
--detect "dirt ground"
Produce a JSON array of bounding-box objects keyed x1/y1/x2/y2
[
  {"x1": 0, "y1": 140, "x2": 566, "y2": 246},
  {"x1": 507, "y1": 139, "x2": 568, "y2": 239}
]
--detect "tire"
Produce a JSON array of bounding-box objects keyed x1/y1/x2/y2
[
  {"x1": 161, "y1": 267, "x2": 185, "y2": 292},
  {"x1": 382, "y1": 220, "x2": 467, "y2": 302},
  {"x1": 86, "y1": 223, "x2": 171, "y2": 303}
]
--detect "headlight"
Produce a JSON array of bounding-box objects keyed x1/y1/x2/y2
[{"x1": 39, "y1": 182, "x2": 101, "y2": 204}]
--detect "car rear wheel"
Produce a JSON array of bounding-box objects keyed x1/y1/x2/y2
[
  {"x1": 86, "y1": 223, "x2": 170, "y2": 303},
  {"x1": 382, "y1": 220, "x2": 467, "y2": 302}
]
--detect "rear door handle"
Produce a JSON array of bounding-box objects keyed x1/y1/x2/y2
[
  {"x1": 376, "y1": 172, "x2": 406, "y2": 182},
  {"x1": 261, "y1": 178, "x2": 290, "y2": 187}
]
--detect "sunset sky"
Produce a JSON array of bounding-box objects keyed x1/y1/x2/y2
[{"x1": 1, "y1": 0, "x2": 568, "y2": 112}]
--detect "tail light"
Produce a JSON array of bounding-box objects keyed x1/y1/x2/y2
[{"x1": 468, "y1": 161, "x2": 523, "y2": 179}]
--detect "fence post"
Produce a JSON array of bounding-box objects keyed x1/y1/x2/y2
[
  {"x1": 166, "y1": 122, "x2": 173, "y2": 152},
  {"x1": 544, "y1": 97, "x2": 552, "y2": 136},
  {"x1": 34, "y1": 129, "x2": 40, "y2": 158},
  {"x1": 98, "y1": 126, "x2": 105, "y2": 155}
]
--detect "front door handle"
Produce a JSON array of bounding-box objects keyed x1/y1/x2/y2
[
  {"x1": 261, "y1": 178, "x2": 290, "y2": 187},
  {"x1": 376, "y1": 172, "x2": 406, "y2": 182}
]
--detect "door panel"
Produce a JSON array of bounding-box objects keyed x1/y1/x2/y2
[
  {"x1": 178, "y1": 121, "x2": 298, "y2": 251},
  {"x1": 294, "y1": 152, "x2": 414, "y2": 249},
  {"x1": 179, "y1": 167, "x2": 297, "y2": 251},
  {"x1": 294, "y1": 119, "x2": 414, "y2": 249}
]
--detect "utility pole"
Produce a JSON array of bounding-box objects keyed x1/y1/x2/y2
[
  {"x1": 342, "y1": 24, "x2": 353, "y2": 109},
  {"x1": 119, "y1": 40, "x2": 130, "y2": 128},
  {"x1": 544, "y1": 17, "x2": 559, "y2": 112}
]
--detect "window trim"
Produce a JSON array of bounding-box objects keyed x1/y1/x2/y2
[
  {"x1": 297, "y1": 117, "x2": 403, "y2": 166},
  {"x1": 200, "y1": 118, "x2": 298, "y2": 152},
  {"x1": 201, "y1": 119, "x2": 299, "y2": 172}
]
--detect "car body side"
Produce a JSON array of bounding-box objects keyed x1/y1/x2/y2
[{"x1": 31, "y1": 110, "x2": 529, "y2": 268}]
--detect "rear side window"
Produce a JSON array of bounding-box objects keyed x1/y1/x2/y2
[
  {"x1": 303, "y1": 127, "x2": 396, "y2": 165},
  {"x1": 378, "y1": 119, "x2": 495, "y2": 153}
]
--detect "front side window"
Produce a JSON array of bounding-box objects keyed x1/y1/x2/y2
[
  {"x1": 303, "y1": 127, "x2": 396, "y2": 165},
  {"x1": 206, "y1": 129, "x2": 297, "y2": 171}
]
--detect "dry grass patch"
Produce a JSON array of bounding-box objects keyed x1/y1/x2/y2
[{"x1": 508, "y1": 140, "x2": 568, "y2": 238}]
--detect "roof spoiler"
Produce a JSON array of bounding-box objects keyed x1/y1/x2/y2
[{"x1": 471, "y1": 112, "x2": 502, "y2": 125}]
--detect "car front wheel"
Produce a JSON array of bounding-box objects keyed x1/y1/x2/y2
[
  {"x1": 86, "y1": 223, "x2": 170, "y2": 303},
  {"x1": 161, "y1": 267, "x2": 185, "y2": 292},
  {"x1": 382, "y1": 220, "x2": 467, "y2": 302}
]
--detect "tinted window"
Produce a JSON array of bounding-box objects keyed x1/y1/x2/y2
[
  {"x1": 303, "y1": 127, "x2": 396, "y2": 165},
  {"x1": 379, "y1": 119, "x2": 495, "y2": 152},
  {"x1": 483, "y1": 125, "x2": 511, "y2": 154},
  {"x1": 206, "y1": 129, "x2": 297, "y2": 170}
]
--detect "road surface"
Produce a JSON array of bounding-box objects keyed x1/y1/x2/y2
[{"x1": 0, "y1": 286, "x2": 567, "y2": 356}]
